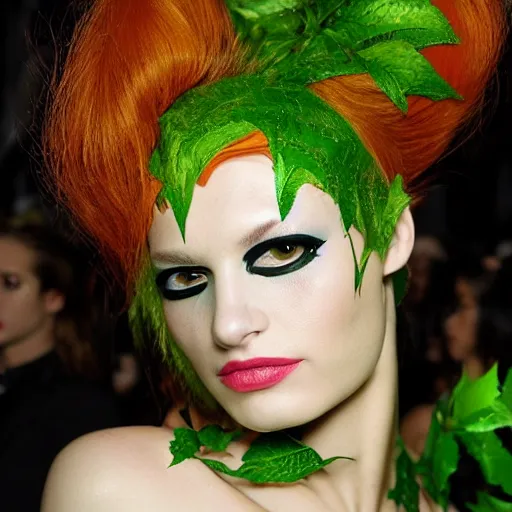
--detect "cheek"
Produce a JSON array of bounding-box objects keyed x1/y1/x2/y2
[
  {"x1": 162, "y1": 301, "x2": 210, "y2": 367},
  {"x1": 270, "y1": 251, "x2": 386, "y2": 361},
  {"x1": 4, "y1": 290, "x2": 40, "y2": 315}
]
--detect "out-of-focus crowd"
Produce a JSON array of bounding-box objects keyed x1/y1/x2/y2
[{"x1": 399, "y1": 235, "x2": 512, "y2": 510}]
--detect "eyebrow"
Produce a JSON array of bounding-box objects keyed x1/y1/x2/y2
[
  {"x1": 150, "y1": 251, "x2": 197, "y2": 267},
  {"x1": 238, "y1": 219, "x2": 281, "y2": 248},
  {"x1": 151, "y1": 219, "x2": 283, "y2": 267}
]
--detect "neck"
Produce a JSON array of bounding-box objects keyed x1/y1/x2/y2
[
  {"x1": 463, "y1": 356, "x2": 486, "y2": 380},
  {"x1": 303, "y1": 283, "x2": 398, "y2": 512},
  {"x1": 0, "y1": 318, "x2": 56, "y2": 371}
]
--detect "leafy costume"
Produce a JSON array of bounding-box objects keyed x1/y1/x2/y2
[
  {"x1": 170, "y1": 365, "x2": 512, "y2": 511},
  {"x1": 128, "y1": 0, "x2": 512, "y2": 509}
]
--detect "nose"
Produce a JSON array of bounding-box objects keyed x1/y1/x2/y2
[{"x1": 212, "y1": 277, "x2": 269, "y2": 350}]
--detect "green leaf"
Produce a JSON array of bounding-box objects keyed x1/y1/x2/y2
[
  {"x1": 197, "y1": 425, "x2": 241, "y2": 453},
  {"x1": 227, "y1": 0, "x2": 460, "y2": 110},
  {"x1": 456, "y1": 400, "x2": 512, "y2": 433},
  {"x1": 467, "y1": 493, "x2": 512, "y2": 512},
  {"x1": 358, "y1": 40, "x2": 460, "y2": 112},
  {"x1": 447, "y1": 365, "x2": 512, "y2": 433},
  {"x1": 226, "y1": 0, "x2": 302, "y2": 19},
  {"x1": 388, "y1": 438, "x2": 420, "y2": 512},
  {"x1": 198, "y1": 432, "x2": 351, "y2": 483},
  {"x1": 274, "y1": 154, "x2": 324, "y2": 221},
  {"x1": 416, "y1": 404, "x2": 458, "y2": 509},
  {"x1": 377, "y1": 175, "x2": 411, "y2": 259},
  {"x1": 331, "y1": 0, "x2": 459, "y2": 50},
  {"x1": 458, "y1": 431, "x2": 512, "y2": 495},
  {"x1": 169, "y1": 428, "x2": 201, "y2": 467},
  {"x1": 451, "y1": 365, "x2": 501, "y2": 427}
]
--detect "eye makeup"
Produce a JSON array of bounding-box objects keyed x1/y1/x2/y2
[
  {"x1": 155, "y1": 234, "x2": 326, "y2": 300},
  {"x1": 244, "y1": 234, "x2": 326, "y2": 277},
  {"x1": 156, "y1": 266, "x2": 209, "y2": 301}
]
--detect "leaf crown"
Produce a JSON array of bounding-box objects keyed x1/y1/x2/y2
[{"x1": 149, "y1": 0, "x2": 461, "y2": 286}]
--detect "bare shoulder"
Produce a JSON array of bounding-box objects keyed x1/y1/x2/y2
[{"x1": 42, "y1": 426, "x2": 262, "y2": 512}]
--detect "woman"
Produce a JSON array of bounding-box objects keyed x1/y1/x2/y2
[
  {"x1": 0, "y1": 222, "x2": 121, "y2": 512},
  {"x1": 41, "y1": 1, "x2": 507, "y2": 510}
]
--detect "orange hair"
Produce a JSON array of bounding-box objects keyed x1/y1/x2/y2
[{"x1": 44, "y1": 0, "x2": 505, "y2": 294}]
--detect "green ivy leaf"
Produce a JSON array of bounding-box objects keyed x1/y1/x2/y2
[
  {"x1": 199, "y1": 432, "x2": 350, "y2": 483},
  {"x1": 377, "y1": 175, "x2": 411, "y2": 259},
  {"x1": 169, "y1": 428, "x2": 201, "y2": 467},
  {"x1": 467, "y1": 492, "x2": 512, "y2": 512},
  {"x1": 273, "y1": 154, "x2": 324, "y2": 221},
  {"x1": 330, "y1": 0, "x2": 458, "y2": 50},
  {"x1": 197, "y1": 425, "x2": 242, "y2": 453},
  {"x1": 451, "y1": 365, "x2": 502, "y2": 428},
  {"x1": 456, "y1": 400, "x2": 512, "y2": 433},
  {"x1": 458, "y1": 431, "x2": 512, "y2": 496},
  {"x1": 416, "y1": 404, "x2": 458, "y2": 509},
  {"x1": 226, "y1": 0, "x2": 460, "y2": 111},
  {"x1": 357, "y1": 40, "x2": 460, "y2": 113},
  {"x1": 388, "y1": 438, "x2": 420, "y2": 512}
]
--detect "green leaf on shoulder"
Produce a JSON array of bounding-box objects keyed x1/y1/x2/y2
[
  {"x1": 169, "y1": 428, "x2": 201, "y2": 467},
  {"x1": 197, "y1": 425, "x2": 242, "y2": 453},
  {"x1": 200, "y1": 431, "x2": 351, "y2": 484}
]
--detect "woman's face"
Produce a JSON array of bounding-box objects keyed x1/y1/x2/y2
[
  {"x1": 149, "y1": 155, "x2": 391, "y2": 432},
  {"x1": 445, "y1": 277, "x2": 478, "y2": 362},
  {"x1": 0, "y1": 238, "x2": 53, "y2": 348}
]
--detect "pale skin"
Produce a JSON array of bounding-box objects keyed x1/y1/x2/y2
[{"x1": 42, "y1": 155, "x2": 441, "y2": 511}]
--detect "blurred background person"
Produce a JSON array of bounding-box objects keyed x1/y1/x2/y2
[
  {"x1": 0, "y1": 222, "x2": 122, "y2": 512},
  {"x1": 401, "y1": 254, "x2": 512, "y2": 510}
]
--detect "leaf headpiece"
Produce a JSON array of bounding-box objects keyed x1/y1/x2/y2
[{"x1": 149, "y1": 0, "x2": 460, "y2": 287}]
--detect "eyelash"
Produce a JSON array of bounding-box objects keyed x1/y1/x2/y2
[
  {"x1": 155, "y1": 234, "x2": 326, "y2": 301},
  {"x1": 244, "y1": 234, "x2": 325, "y2": 277}
]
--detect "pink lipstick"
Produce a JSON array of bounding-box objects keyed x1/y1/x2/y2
[{"x1": 218, "y1": 357, "x2": 302, "y2": 393}]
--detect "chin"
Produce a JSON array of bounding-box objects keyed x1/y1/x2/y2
[{"x1": 221, "y1": 393, "x2": 334, "y2": 433}]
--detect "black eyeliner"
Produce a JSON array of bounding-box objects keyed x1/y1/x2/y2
[
  {"x1": 244, "y1": 234, "x2": 326, "y2": 277},
  {"x1": 155, "y1": 266, "x2": 209, "y2": 301},
  {"x1": 243, "y1": 234, "x2": 325, "y2": 263}
]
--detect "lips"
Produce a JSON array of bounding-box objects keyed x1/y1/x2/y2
[{"x1": 218, "y1": 357, "x2": 302, "y2": 393}]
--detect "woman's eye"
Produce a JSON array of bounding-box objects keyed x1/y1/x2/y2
[
  {"x1": 155, "y1": 268, "x2": 208, "y2": 301},
  {"x1": 253, "y1": 244, "x2": 305, "y2": 267},
  {"x1": 2, "y1": 274, "x2": 20, "y2": 291},
  {"x1": 245, "y1": 235, "x2": 326, "y2": 277}
]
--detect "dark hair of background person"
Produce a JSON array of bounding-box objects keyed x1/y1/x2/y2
[{"x1": 477, "y1": 256, "x2": 512, "y2": 374}]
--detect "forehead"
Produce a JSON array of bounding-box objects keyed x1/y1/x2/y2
[
  {"x1": 149, "y1": 154, "x2": 340, "y2": 254},
  {"x1": 0, "y1": 237, "x2": 34, "y2": 273}
]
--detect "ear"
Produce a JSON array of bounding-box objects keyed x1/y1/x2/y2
[
  {"x1": 383, "y1": 207, "x2": 415, "y2": 277},
  {"x1": 43, "y1": 289, "x2": 66, "y2": 315}
]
